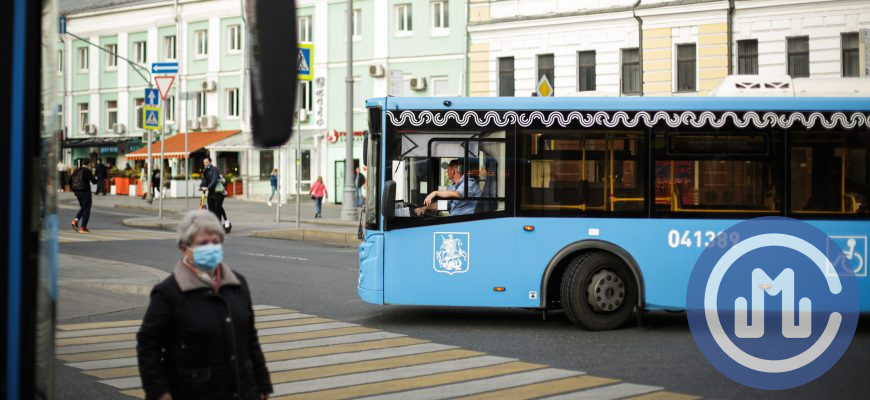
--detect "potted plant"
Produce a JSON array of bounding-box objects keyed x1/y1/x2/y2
[
  {"x1": 224, "y1": 172, "x2": 243, "y2": 197},
  {"x1": 115, "y1": 168, "x2": 132, "y2": 195}
]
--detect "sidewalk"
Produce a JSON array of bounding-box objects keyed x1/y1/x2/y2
[{"x1": 59, "y1": 191, "x2": 363, "y2": 247}]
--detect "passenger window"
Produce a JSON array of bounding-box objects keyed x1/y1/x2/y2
[
  {"x1": 654, "y1": 129, "x2": 782, "y2": 215},
  {"x1": 519, "y1": 129, "x2": 646, "y2": 216},
  {"x1": 790, "y1": 129, "x2": 870, "y2": 215}
]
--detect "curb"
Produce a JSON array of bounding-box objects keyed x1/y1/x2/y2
[
  {"x1": 277, "y1": 218, "x2": 358, "y2": 228},
  {"x1": 115, "y1": 203, "x2": 184, "y2": 215},
  {"x1": 249, "y1": 229, "x2": 361, "y2": 247},
  {"x1": 123, "y1": 217, "x2": 180, "y2": 231}
]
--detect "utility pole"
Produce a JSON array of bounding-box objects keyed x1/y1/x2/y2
[{"x1": 341, "y1": 0, "x2": 357, "y2": 220}]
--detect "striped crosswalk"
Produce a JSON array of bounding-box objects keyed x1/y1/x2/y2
[
  {"x1": 59, "y1": 229, "x2": 177, "y2": 243},
  {"x1": 56, "y1": 305, "x2": 699, "y2": 399}
]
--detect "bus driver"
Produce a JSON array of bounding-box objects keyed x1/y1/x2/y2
[{"x1": 415, "y1": 159, "x2": 482, "y2": 216}]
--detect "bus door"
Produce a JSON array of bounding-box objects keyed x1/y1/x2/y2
[{"x1": 382, "y1": 129, "x2": 521, "y2": 306}]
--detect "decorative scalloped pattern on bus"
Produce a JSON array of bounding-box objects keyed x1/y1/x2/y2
[{"x1": 386, "y1": 110, "x2": 870, "y2": 130}]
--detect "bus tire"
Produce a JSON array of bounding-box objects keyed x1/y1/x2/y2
[{"x1": 560, "y1": 251, "x2": 637, "y2": 331}]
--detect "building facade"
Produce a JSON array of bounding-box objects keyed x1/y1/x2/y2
[{"x1": 468, "y1": 0, "x2": 870, "y2": 97}]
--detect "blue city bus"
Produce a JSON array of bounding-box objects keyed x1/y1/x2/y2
[{"x1": 358, "y1": 96, "x2": 870, "y2": 330}]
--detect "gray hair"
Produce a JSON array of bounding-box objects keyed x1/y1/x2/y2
[{"x1": 176, "y1": 210, "x2": 225, "y2": 249}]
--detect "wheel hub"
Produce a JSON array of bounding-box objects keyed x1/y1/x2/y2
[{"x1": 586, "y1": 269, "x2": 625, "y2": 313}]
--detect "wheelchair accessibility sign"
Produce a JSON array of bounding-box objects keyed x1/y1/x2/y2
[
  {"x1": 686, "y1": 218, "x2": 859, "y2": 390},
  {"x1": 433, "y1": 232, "x2": 470, "y2": 275}
]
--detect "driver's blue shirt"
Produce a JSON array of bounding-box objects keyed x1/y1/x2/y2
[{"x1": 448, "y1": 175, "x2": 482, "y2": 215}]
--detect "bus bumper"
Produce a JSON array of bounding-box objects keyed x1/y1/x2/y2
[
  {"x1": 358, "y1": 233, "x2": 384, "y2": 304},
  {"x1": 358, "y1": 287, "x2": 384, "y2": 305}
]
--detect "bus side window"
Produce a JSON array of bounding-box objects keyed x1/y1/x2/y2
[{"x1": 790, "y1": 129, "x2": 870, "y2": 215}]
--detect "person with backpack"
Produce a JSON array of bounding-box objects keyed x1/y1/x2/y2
[
  {"x1": 69, "y1": 160, "x2": 98, "y2": 233},
  {"x1": 94, "y1": 158, "x2": 108, "y2": 195},
  {"x1": 199, "y1": 157, "x2": 231, "y2": 232}
]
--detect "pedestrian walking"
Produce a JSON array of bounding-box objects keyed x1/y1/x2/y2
[
  {"x1": 199, "y1": 157, "x2": 231, "y2": 232},
  {"x1": 137, "y1": 210, "x2": 273, "y2": 400},
  {"x1": 151, "y1": 168, "x2": 162, "y2": 199},
  {"x1": 56, "y1": 160, "x2": 67, "y2": 191},
  {"x1": 354, "y1": 166, "x2": 366, "y2": 208},
  {"x1": 94, "y1": 158, "x2": 108, "y2": 195},
  {"x1": 267, "y1": 169, "x2": 278, "y2": 207},
  {"x1": 69, "y1": 160, "x2": 97, "y2": 233},
  {"x1": 308, "y1": 176, "x2": 327, "y2": 218}
]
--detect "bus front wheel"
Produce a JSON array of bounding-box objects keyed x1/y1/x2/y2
[{"x1": 560, "y1": 251, "x2": 637, "y2": 331}]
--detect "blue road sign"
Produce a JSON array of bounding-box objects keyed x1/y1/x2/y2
[
  {"x1": 151, "y1": 62, "x2": 179, "y2": 74},
  {"x1": 298, "y1": 44, "x2": 313, "y2": 81},
  {"x1": 144, "y1": 88, "x2": 159, "y2": 106},
  {"x1": 143, "y1": 106, "x2": 161, "y2": 130}
]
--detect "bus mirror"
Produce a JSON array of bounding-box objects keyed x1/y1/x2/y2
[
  {"x1": 382, "y1": 180, "x2": 396, "y2": 219},
  {"x1": 245, "y1": 0, "x2": 297, "y2": 147}
]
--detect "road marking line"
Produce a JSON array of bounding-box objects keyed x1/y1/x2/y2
[
  {"x1": 267, "y1": 342, "x2": 451, "y2": 373},
  {"x1": 252, "y1": 305, "x2": 280, "y2": 310},
  {"x1": 272, "y1": 361, "x2": 544, "y2": 400},
  {"x1": 255, "y1": 313, "x2": 314, "y2": 323},
  {"x1": 254, "y1": 308, "x2": 299, "y2": 316},
  {"x1": 423, "y1": 374, "x2": 615, "y2": 400},
  {"x1": 57, "y1": 333, "x2": 135, "y2": 346},
  {"x1": 56, "y1": 340, "x2": 137, "y2": 355},
  {"x1": 58, "y1": 320, "x2": 142, "y2": 331},
  {"x1": 84, "y1": 366, "x2": 140, "y2": 380},
  {"x1": 259, "y1": 322, "x2": 357, "y2": 336},
  {"x1": 538, "y1": 382, "x2": 664, "y2": 400},
  {"x1": 260, "y1": 331, "x2": 405, "y2": 353},
  {"x1": 360, "y1": 368, "x2": 589, "y2": 400},
  {"x1": 626, "y1": 391, "x2": 702, "y2": 400},
  {"x1": 270, "y1": 349, "x2": 483, "y2": 384},
  {"x1": 272, "y1": 355, "x2": 517, "y2": 396},
  {"x1": 258, "y1": 327, "x2": 378, "y2": 344},
  {"x1": 66, "y1": 356, "x2": 137, "y2": 370},
  {"x1": 264, "y1": 337, "x2": 427, "y2": 362},
  {"x1": 56, "y1": 326, "x2": 139, "y2": 338},
  {"x1": 58, "y1": 347, "x2": 136, "y2": 363},
  {"x1": 256, "y1": 317, "x2": 335, "y2": 330},
  {"x1": 100, "y1": 376, "x2": 141, "y2": 389},
  {"x1": 119, "y1": 389, "x2": 145, "y2": 399}
]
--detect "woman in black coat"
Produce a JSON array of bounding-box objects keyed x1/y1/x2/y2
[{"x1": 137, "y1": 210, "x2": 272, "y2": 400}]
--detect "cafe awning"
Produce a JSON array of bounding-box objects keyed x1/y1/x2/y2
[{"x1": 126, "y1": 130, "x2": 240, "y2": 160}]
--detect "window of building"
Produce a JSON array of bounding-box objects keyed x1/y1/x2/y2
[
  {"x1": 352, "y1": 9, "x2": 362, "y2": 40},
  {"x1": 228, "y1": 25, "x2": 242, "y2": 52},
  {"x1": 259, "y1": 150, "x2": 274, "y2": 180},
  {"x1": 106, "y1": 100, "x2": 117, "y2": 131},
  {"x1": 135, "y1": 98, "x2": 144, "y2": 129},
  {"x1": 164, "y1": 35, "x2": 176, "y2": 60},
  {"x1": 78, "y1": 103, "x2": 89, "y2": 133},
  {"x1": 78, "y1": 47, "x2": 88, "y2": 72},
  {"x1": 519, "y1": 128, "x2": 646, "y2": 216},
  {"x1": 787, "y1": 36, "x2": 810, "y2": 78},
  {"x1": 498, "y1": 57, "x2": 514, "y2": 97},
  {"x1": 431, "y1": 76, "x2": 450, "y2": 96},
  {"x1": 537, "y1": 54, "x2": 554, "y2": 93},
  {"x1": 396, "y1": 4, "x2": 412, "y2": 35},
  {"x1": 621, "y1": 48, "x2": 640, "y2": 95},
  {"x1": 195, "y1": 92, "x2": 206, "y2": 117},
  {"x1": 298, "y1": 16, "x2": 312, "y2": 43},
  {"x1": 737, "y1": 39, "x2": 758, "y2": 75},
  {"x1": 300, "y1": 149, "x2": 311, "y2": 182},
  {"x1": 842, "y1": 32, "x2": 860, "y2": 77},
  {"x1": 432, "y1": 1, "x2": 449, "y2": 32},
  {"x1": 654, "y1": 129, "x2": 781, "y2": 216},
  {"x1": 134, "y1": 40, "x2": 147, "y2": 64},
  {"x1": 165, "y1": 96, "x2": 175, "y2": 123},
  {"x1": 299, "y1": 81, "x2": 312, "y2": 111},
  {"x1": 226, "y1": 88, "x2": 240, "y2": 117},
  {"x1": 106, "y1": 43, "x2": 118, "y2": 69},
  {"x1": 195, "y1": 30, "x2": 208, "y2": 58},
  {"x1": 676, "y1": 44, "x2": 697, "y2": 92},
  {"x1": 577, "y1": 51, "x2": 596, "y2": 92},
  {"x1": 790, "y1": 129, "x2": 870, "y2": 215}
]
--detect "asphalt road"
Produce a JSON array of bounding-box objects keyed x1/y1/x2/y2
[{"x1": 55, "y1": 204, "x2": 870, "y2": 399}]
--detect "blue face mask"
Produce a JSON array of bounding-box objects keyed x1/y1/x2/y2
[{"x1": 192, "y1": 244, "x2": 223, "y2": 272}]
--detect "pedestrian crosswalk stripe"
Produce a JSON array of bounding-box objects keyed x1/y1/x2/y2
[
  {"x1": 450, "y1": 375, "x2": 620, "y2": 400},
  {"x1": 56, "y1": 306, "x2": 699, "y2": 400},
  {"x1": 360, "y1": 368, "x2": 586, "y2": 400},
  {"x1": 539, "y1": 382, "x2": 663, "y2": 400},
  {"x1": 59, "y1": 229, "x2": 177, "y2": 243},
  {"x1": 273, "y1": 361, "x2": 545, "y2": 400}
]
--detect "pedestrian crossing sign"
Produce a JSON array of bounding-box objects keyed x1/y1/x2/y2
[
  {"x1": 143, "y1": 106, "x2": 161, "y2": 130},
  {"x1": 297, "y1": 43, "x2": 313, "y2": 81}
]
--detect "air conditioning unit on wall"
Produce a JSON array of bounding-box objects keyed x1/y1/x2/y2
[
  {"x1": 187, "y1": 118, "x2": 201, "y2": 131},
  {"x1": 410, "y1": 77, "x2": 427, "y2": 91},
  {"x1": 84, "y1": 124, "x2": 97, "y2": 135},
  {"x1": 369, "y1": 64, "x2": 385, "y2": 78},
  {"x1": 297, "y1": 108, "x2": 309, "y2": 122},
  {"x1": 113, "y1": 123, "x2": 126, "y2": 134},
  {"x1": 200, "y1": 115, "x2": 218, "y2": 130},
  {"x1": 201, "y1": 80, "x2": 217, "y2": 91}
]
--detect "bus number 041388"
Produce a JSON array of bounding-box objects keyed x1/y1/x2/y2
[{"x1": 667, "y1": 230, "x2": 740, "y2": 249}]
